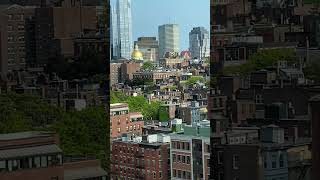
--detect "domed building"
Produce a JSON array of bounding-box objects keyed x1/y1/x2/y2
[{"x1": 131, "y1": 44, "x2": 143, "y2": 61}]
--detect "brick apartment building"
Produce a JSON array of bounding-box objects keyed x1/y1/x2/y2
[
  {"x1": 0, "y1": 131, "x2": 107, "y2": 180},
  {"x1": 110, "y1": 103, "x2": 144, "y2": 139},
  {"x1": 110, "y1": 62, "x2": 121, "y2": 86},
  {"x1": 170, "y1": 123, "x2": 210, "y2": 180},
  {"x1": 0, "y1": 4, "x2": 36, "y2": 71},
  {"x1": 120, "y1": 62, "x2": 141, "y2": 83},
  {"x1": 110, "y1": 134, "x2": 170, "y2": 180},
  {"x1": 0, "y1": 13, "x2": 8, "y2": 81},
  {"x1": 133, "y1": 70, "x2": 182, "y2": 83}
]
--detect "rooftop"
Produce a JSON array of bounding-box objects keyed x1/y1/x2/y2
[
  {"x1": 0, "y1": 131, "x2": 55, "y2": 141},
  {"x1": 0, "y1": 144, "x2": 62, "y2": 159},
  {"x1": 64, "y1": 167, "x2": 107, "y2": 180}
]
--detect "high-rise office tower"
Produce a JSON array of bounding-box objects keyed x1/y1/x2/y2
[
  {"x1": 111, "y1": 0, "x2": 132, "y2": 59},
  {"x1": 158, "y1": 24, "x2": 179, "y2": 59},
  {"x1": 189, "y1": 27, "x2": 209, "y2": 60}
]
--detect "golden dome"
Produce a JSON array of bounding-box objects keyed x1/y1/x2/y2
[
  {"x1": 131, "y1": 44, "x2": 143, "y2": 60},
  {"x1": 200, "y1": 108, "x2": 207, "y2": 113}
]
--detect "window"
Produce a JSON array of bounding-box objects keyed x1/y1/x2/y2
[
  {"x1": 187, "y1": 171, "x2": 191, "y2": 179},
  {"x1": 173, "y1": 169, "x2": 176, "y2": 177},
  {"x1": 7, "y1": 25, "x2": 13, "y2": 31},
  {"x1": 41, "y1": 156, "x2": 47, "y2": 167},
  {"x1": 153, "y1": 171, "x2": 156, "y2": 179},
  {"x1": 0, "y1": 161, "x2": 5, "y2": 171},
  {"x1": 8, "y1": 36, "x2": 14, "y2": 42},
  {"x1": 264, "y1": 155, "x2": 267, "y2": 168},
  {"x1": 8, "y1": 47, "x2": 14, "y2": 54},
  {"x1": 218, "y1": 151, "x2": 223, "y2": 164},
  {"x1": 272, "y1": 155, "x2": 277, "y2": 168},
  {"x1": 187, "y1": 156, "x2": 190, "y2": 164},
  {"x1": 159, "y1": 171, "x2": 162, "y2": 179},
  {"x1": 173, "y1": 154, "x2": 176, "y2": 162},
  {"x1": 51, "y1": 177, "x2": 59, "y2": 180},
  {"x1": 117, "y1": 128, "x2": 121, "y2": 133},
  {"x1": 177, "y1": 170, "x2": 182, "y2": 178},
  {"x1": 233, "y1": 155, "x2": 239, "y2": 169},
  {"x1": 34, "y1": 157, "x2": 40, "y2": 168},
  {"x1": 18, "y1": 46, "x2": 25, "y2": 52},
  {"x1": 182, "y1": 171, "x2": 186, "y2": 179},
  {"x1": 117, "y1": 119, "x2": 121, "y2": 125},
  {"x1": 18, "y1": 25, "x2": 24, "y2": 31},
  {"x1": 18, "y1": 36, "x2": 24, "y2": 42},
  {"x1": 12, "y1": 160, "x2": 19, "y2": 170},
  {"x1": 177, "y1": 155, "x2": 181, "y2": 162},
  {"x1": 57, "y1": 154, "x2": 62, "y2": 165},
  {"x1": 186, "y1": 142, "x2": 190, "y2": 150},
  {"x1": 182, "y1": 156, "x2": 186, "y2": 163},
  {"x1": 279, "y1": 154, "x2": 284, "y2": 168},
  {"x1": 219, "y1": 172, "x2": 224, "y2": 180}
]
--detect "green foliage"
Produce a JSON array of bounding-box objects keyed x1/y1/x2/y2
[
  {"x1": 304, "y1": 61, "x2": 320, "y2": 83},
  {"x1": 111, "y1": 91, "x2": 128, "y2": 104},
  {"x1": 0, "y1": 93, "x2": 108, "y2": 169},
  {"x1": 160, "y1": 85, "x2": 177, "y2": 91},
  {"x1": 158, "y1": 106, "x2": 169, "y2": 122},
  {"x1": 223, "y1": 48, "x2": 296, "y2": 76},
  {"x1": 126, "y1": 77, "x2": 154, "y2": 87},
  {"x1": 141, "y1": 61, "x2": 154, "y2": 71},
  {"x1": 50, "y1": 107, "x2": 107, "y2": 157},
  {"x1": 111, "y1": 91, "x2": 163, "y2": 121},
  {"x1": 0, "y1": 93, "x2": 64, "y2": 131},
  {"x1": 186, "y1": 76, "x2": 204, "y2": 86}
]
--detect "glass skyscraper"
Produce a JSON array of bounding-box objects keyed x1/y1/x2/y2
[
  {"x1": 189, "y1": 27, "x2": 209, "y2": 60},
  {"x1": 111, "y1": 0, "x2": 132, "y2": 59},
  {"x1": 158, "y1": 24, "x2": 180, "y2": 59}
]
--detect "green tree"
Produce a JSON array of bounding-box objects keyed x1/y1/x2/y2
[
  {"x1": 304, "y1": 60, "x2": 320, "y2": 83},
  {"x1": 186, "y1": 76, "x2": 204, "y2": 86},
  {"x1": 141, "y1": 61, "x2": 154, "y2": 71},
  {"x1": 223, "y1": 48, "x2": 296, "y2": 76},
  {"x1": 158, "y1": 106, "x2": 169, "y2": 122}
]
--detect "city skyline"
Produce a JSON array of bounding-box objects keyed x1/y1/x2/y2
[{"x1": 111, "y1": 0, "x2": 210, "y2": 51}]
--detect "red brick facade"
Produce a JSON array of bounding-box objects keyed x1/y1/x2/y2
[{"x1": 111, "y1": 141, "x2": 170, "y2": 180}]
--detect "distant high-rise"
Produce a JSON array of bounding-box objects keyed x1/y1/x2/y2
[
  {"x1": 158, "y1": 24, "x2": 179, "y2": 58},
  {"x1": 189, "y1": 27, "x2": 209, "y2": 60},
  {"x1": 111, "y1": 0, "x2": 132, "y2": 59}
]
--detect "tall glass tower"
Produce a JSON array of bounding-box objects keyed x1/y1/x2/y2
[
  {"x1": 189, "y1": 27, "x2": 209, "y2": 60},
  {"x1": 111, "y1": 0, "x2": 132, "y2": 59},
  {"x1": 158, "y1": 24, "x2": 180, "y2": 59}
]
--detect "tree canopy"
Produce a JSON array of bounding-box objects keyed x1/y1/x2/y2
[
  {"x1": 141, "y1": 61, "x2": 154, "y2": 71},
  {"x1": 223, "y1": 48, "x2": 296, "y2": 76},
  {"x1": 111, "y1": 91, "x2": 163, "y2": 121},
  {"x1": 0, "y1": 93, "x2": 108, "y2": 169}
]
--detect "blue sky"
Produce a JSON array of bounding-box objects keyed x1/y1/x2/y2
[{"x1": 111, "y1": 0, "x2": 210, "y2": 51}]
